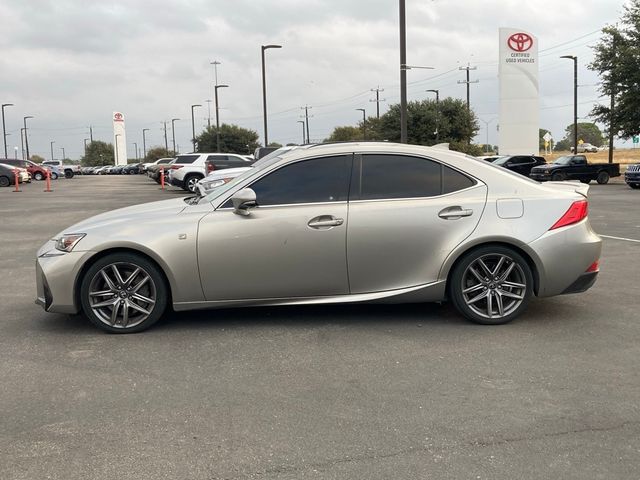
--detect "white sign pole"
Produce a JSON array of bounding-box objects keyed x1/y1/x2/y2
[{"x1": 112, "y1": 112, "x2": 128, "y2": 165}]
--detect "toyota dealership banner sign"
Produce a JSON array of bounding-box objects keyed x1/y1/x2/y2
[
  {"x1": 112, "y1": 112, "x2": 128, "y2": 165},
  {"x1": 499, "y1": 28, "x2": 539, "y2": 155}
]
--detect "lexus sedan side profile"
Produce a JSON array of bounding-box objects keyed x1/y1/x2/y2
[{"x1": 36, "y1": 142, "x2": 602, "y2": 333}]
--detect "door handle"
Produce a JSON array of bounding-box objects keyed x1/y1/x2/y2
[
  {"x1": 438, "y1": 206, "x2": 473, "y2": 219},
  {"x1": 308, "y1": 216, "x2": 344, "y2": 229}
]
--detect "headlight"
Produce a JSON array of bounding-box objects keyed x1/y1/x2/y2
[
  {"x1": 55, "y1": 233, "x2": 86, "y2": 252},
  {"x1": 204, "y1": 178, "x2": 234, "y2": 189}
]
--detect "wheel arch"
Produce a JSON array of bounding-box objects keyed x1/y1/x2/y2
[
  {"x1": 73, "y1": 246, "x2": 175, "y2": 312},
  {"x1": 442, "y1": 240, "x2": 541, "y2": 297}
]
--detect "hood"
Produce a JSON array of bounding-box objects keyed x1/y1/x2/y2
[
  {"x1": 531, "y1": 163, "x2": 561, "y2": 172},
  {"x1": 204, "y1": 167, "x2": 251, "y2": 180},
  {"x1": 58, "y1": 197, "x2": 191, "y2": 235}
]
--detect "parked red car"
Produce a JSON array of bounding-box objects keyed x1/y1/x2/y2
[{"x1": 1, "y1": 159, "x2": 58, "y2": 180}]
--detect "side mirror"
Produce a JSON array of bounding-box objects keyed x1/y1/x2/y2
[{"x1": 231, "y1": 188, "x2": 257, "y2": 216}]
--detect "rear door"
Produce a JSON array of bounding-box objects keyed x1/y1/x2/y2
[{"x1": 347, "y1": 154, "x2": 487, "y2": 294}]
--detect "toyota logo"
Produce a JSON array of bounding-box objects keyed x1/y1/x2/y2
[
  {"x1": 113, "y1": 112, "x2": 124, "y2": 121},
  {"x1": 508, "y1": 33, "x2": 533, "y2": 52}
]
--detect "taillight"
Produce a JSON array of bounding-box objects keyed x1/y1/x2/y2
[
  {"x1": 170, "y1": 165, "x2": 183, "y2": 170},
  {"x1": 207, "y1": 163, "x2": 216, "y2": 173},
  {"x1": 586, "y1": 260, "x2": 599, "y2": 272},
  {"x1": 550, "y1": 200, "x2": 588, "y2": 230}
]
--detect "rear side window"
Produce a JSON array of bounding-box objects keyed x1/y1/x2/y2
[
  {"x1": 249, "y1": 155, "x2": 351, "y2": 206},
  {"x1": 206, "y1": 155, "x2": 228, "y2": 162},
  {"x1": 359, "y1": 154, "x2": 475, "y2": 200},
  {"x1": 174, "y1": 155, "x2": 199, "y2": 164}
]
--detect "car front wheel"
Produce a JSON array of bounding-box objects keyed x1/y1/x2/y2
[
  {"x1": 449, "y1": 246, "x2": 533, "y2": 325},
  {"x1": 80, "y1": 253, "x2": 168, "y2": 333},
  {"x1": 34, "y1": 172, "x2": 44, "y2": 181},
  {"x1": 184, "y1": 174, "x2": 202, "y2": 192}
]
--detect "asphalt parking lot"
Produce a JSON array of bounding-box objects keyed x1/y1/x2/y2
[{"x1": 1, "y1": 175, "x2": 639, "y2": 480}]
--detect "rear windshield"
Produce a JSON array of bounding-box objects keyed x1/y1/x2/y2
[{"x1": 174, "y1": 155, "x2": 198, "y2": 164}]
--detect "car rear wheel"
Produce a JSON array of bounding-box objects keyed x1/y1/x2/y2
[
  {"x1": 51, "y1": 172, "x2": 59, "y2": 180},
  {"x1": 551, "y1": 172, "x2": 565, "y2": 181},
  {"x1": 65, "y1": 171, "x2": 74, "y2": 178},
  {"x1": 184, "y1": 174, "x2": 202, "y2": 192},
  {"x1": 0, "y1": 176, "x2": 10, "y2": 187},
  {"x1": 34, "y1": 172, "x2": 44, "y2": 181},
  {"x1": 596, "y1": 171, "x2": 610, "y2": 184},
  {"x1": 449, "y1": 246, "x2": 533, "y2": 325},
  {"x1": 80, "y1": 253, "x2": 168, "y2": 333}
]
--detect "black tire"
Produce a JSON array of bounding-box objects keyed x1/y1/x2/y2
[
  {"x1": 34, "y1": 172, "x2": 44, "y2": 181},
  {"x1": 0, "y1": 176, "x2": 10, "y2": 187},
  {"x1": 551, "y1": 172, "x2": 565, "y2": 181},
  {"x1": 449, "y1": 245, "x2": 534, "y2": 325},
  {"x1": 580, "y1": 179, "x2": 590, "y2": 184},
  {"x1": 64, "y1": 170, "x2": 74, "y2": 179},
  {"x1": 596, "y1": 171, "x2": 610, "y2": 184},
  {"x1": 51, "y1": 172, "x2": 59, "y2": 180},
  {"x1": 80, "y1": 252, "x2": 168, "y2": 333},
  {"x1": 183, "y1": 174, "x2": 202, "y2": 192},
  {"x1": 629, "y1": 183, "x2": 640, "y2": 189}
]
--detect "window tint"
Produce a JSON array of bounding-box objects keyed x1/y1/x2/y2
[
  {"x1": 510, "y1": 157, "x2": 529, "y2": 164},
  {"x1": 249, "y1": 155, "x2": 350, "y2": 206},
  {"x1": 360, "y1": 155, "x2": 441, "y2": 199},
  {"x1": 442, "y1": 165, "x2": 475, "y2": 193},
  {"x1": 174, "y1": 155, "x2": 199, "y2": 164},
  {"x1": 206, "y1": 155, "x2": 228, "y2": 162}
]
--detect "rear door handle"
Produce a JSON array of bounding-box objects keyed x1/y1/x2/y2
[
  {"x1": 308, "y1": 215, "x2": 344, "y2": 229},
  {"x1": 438, "y1": 206, "x2": 473, "y2": 219}
]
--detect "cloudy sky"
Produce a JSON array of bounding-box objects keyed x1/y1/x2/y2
[{"x1": 0, "y1": 0, "x2": 628, "y2": 160}]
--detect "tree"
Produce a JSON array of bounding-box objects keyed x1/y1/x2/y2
[
  {"x1": 144, "y1": 147, "x2": 175, "y2": 162},
  {"x1": 196, "y1": 124, "x2": 260, "y2": 154},
  {"x1": 325, "y1": 125, "x2": 363, "y2": 142},
  {"x1": 31, "y1": 154, "x2": 45, "y2": 163},
  {"x1": 267, "y1": 142, "x2": 283, "y2": 148},
  {"x1": 81, "y1": 141, "x2": 114, "y2": 166},
  {"x1": 561, "y1": 122, "x2": 604, "y2": 147},
  {"x1": 555, "y1": 139, "x2": 571, "y2": 151},
  {"x1": 589, "y1": 4, "x2": 640, "y2": 139}
]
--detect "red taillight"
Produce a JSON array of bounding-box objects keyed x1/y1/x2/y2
[
  {"x1": 550, "y1": 200, "x2": 588, "y2": 230},
  {"x1": 170, "y1": 165, "x2": 183, "y2": 170},
  {"x1": 207, "y1": 163, "x2": 216, "y2": 173},
  {"x1": 586, "y1": 260, "x2": 600, "y2": 273}
]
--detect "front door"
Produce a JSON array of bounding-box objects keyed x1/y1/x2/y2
[{"x1": 197, "y1": 155, "x2": 353, "y2": 301}]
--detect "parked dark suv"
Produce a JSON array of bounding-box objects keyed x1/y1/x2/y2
[
  {"x1": 493, "y1": 155, "x2": 546, "y2": 177},
  {"x1": 625, "y1": 164, "x2": 640, "y2": 189}
]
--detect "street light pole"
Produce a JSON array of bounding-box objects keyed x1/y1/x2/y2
[
  {"x1": 142, "y1": 128, "x2": 149, "y2": 158},
  {"x1": 23, "y1": 116, "x2": 34, "y2": 160},
  {"x1": 170, "y1": 119, "x2": 179, "y2": 154},
  {"x1": 50, "y1": 140, "x2": 55, "y2": 161},
  {"x1": 426, "y1": 89, "x2": 440, "y2": 142},
  {"x1": 60, "y1": 147, "x2": 65, "y2": 160},
  {"x1": 2, "y1": 103, "x2": 14, "y2": 158},
  {"x1": 479, "y1": 118, "x2": 496, "y2": 153},
  {"x1": 356, "y1": 108, "x2": 366, "y2": 140},
  {"x1": 83, "y1": 138, "x2": 89, "y2": 156},
  {"x1": 133, "y1": 142, "x2": 138, "y2": 161},
  {"x1": 215, "y1": 84, "x2": 229, "y2": 152},
  {"x1": 191, "y1": 104, "x2": 201, "y2": 152},
  {"x1": 261, "y1": 44, "x2": 282, "y2": 146},
  {"x1": 561, "y1": 55, "x2": 578, "y2": 155},
  {"x1": 205, "y1": 99, "x2": 212, "y2": 128},
  {"x1": 297, "y1": 120, "x2": 305, "y2": 145},
  {"x1": 399, "y1": 0, "x2": 407, "y2": 143},
  {"x1": 20, "y1": 128, "x2": 25, "y2": 160}
]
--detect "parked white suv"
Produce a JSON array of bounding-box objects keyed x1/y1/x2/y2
[
  {"x1": 42, "y1": 160, "x2": 81, "y2": 178},
  {"x1": 169, "y1": 153, "x2": 254, "y2": 192}
]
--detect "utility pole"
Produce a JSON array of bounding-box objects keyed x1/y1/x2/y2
[
  {"x1": 399, "y1": 0, "x2": 408, "y2": 143},
  {"x1": 133, "y1": 142, "x2": 138, "y2": 161},
  {"x1": 370, "y1": 87, "x2": 385, "y2": 118},
  {"x1": 170, "y1": 119, "x2": 179, "y2": 154},
  {"x1": 20, "y1": 128, "x2": 25, "y2": 160},
  {"x1": 89, "y1": 125, "x2": 93, "y2": 142},
  {"x1": 2, "y1": 103, "x2": 13, "y2": 158},
  {"x1": 50, "y1": 141, "x2": 55, "y2": 161},
  {"x1": 215, "y1": 84, "x2": 229, "y2": 152},
  {"x1": 163, "y1": 121, "x2": 168, "y2": 150},
  {"x1": 23, "y1": 116, "x2": 34, "y2": 160},
  {"x1": 301, "y1": 105, "x2": 312, "y2": 144},
  {"x1": 297, "y1": 120, "x2": 305, "y2": 144},
  {"x1": 560, "y1": 55, "x2": 578, "y2": 156},
  {"x1": 84, "y1": 138, "x2": 89, "y2": 156},
  {"x1": 191, "y1": 104, "x2": 202, "y2": 151},
  {"x1": 261, "y1": 45, "x2": 282, "y2": 146},
  {"x1": 608, "y1": 30, "x2": 617, "y2": 164},
  {"x1": 60, "y1": 146, "x2": 65, "y2": 160},
  {"x1": 205, "y1": 99, "x2": 212, "y2": 128},
  {"x1": 458, "y1": 64, "x2": 478, "y2": 111}
]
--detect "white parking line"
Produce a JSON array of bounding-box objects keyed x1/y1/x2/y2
[{"x1": 600, "y1": 234, "x2": 640, "y2": 244}]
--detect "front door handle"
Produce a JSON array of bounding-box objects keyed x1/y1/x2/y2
[
  {"x1": 438, "y1": 206, "x2": 473, "y2": 220},
  {"x1": 308, "y1": 215, "x2": 344, "y2": 229}
]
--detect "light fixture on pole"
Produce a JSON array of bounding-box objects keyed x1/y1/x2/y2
[
  {"x1": 214, "y1": 84, "x2": 229, "y2": 152},
  {"x1": 356, "y1": 108, "x2": 366, "y2": 140},
  {"x1": 261, "y1": 44, "x2": 282, "y2": 146},
  {"x1": 191, "y1": 104, "x2": 202, "y2": 152},
  {"x1": 2, "y1": 103, "x2": 14, "y2": 158},
  {"x1": 560, "y1": 55, "x2": 578, "y2": 155},
  {"x1": 425, "y1": 89, "x2": 440, "y2": 141}
]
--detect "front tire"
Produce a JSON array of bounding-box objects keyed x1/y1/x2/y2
[
  {"x1": 34, "y1": 172, "x2": 44, "y2": 181},
  {"x1": 551, "y1": 172, "x2": 565, "y2": 181},
  {"x1": 51, "y1": 172, "x2": 59, "y2": 180},
  {"x1": 80, "y1": 252, "x2": 168, "y2": 333},
  {"x1": 596, "y1": 171, "x2": 610, "y2": 184},
  {"x1": 65, "y1": 170, "x2": 74, "y2": 178},
  {"x1": 184, "y1": 174, "x2": 202, "y2": 193},
  {"x1": 0, "y1": 176, "x2": 10, "y2": 187},
  {"x1": 449, "y1": 246, "x2": 533, "y2": 325}
]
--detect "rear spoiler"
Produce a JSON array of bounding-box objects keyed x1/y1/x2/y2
[{"x1": 546, "y1": 181, "x2": 589, "y2": 198}]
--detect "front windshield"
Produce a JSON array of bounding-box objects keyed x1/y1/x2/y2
[
  {"x1": 492, "y1": 157, "x2": 510, "y2": 166},
  {"x1": 553, "y1": 156, "x2": 573, "y2": 165}
]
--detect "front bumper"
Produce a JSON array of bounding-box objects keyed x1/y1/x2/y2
[
  {"x1": 530, "y1": 172, "x2": 552, "y2": 181},
  {"x1": 624, "y1": 172, "x2": 640, "y2": 184},
  {"x1": 35, "y1": 240, "x2": 94, "y2": 314}
]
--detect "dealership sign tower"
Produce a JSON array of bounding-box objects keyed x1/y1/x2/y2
[
  {"x1": 112, "y1": 112, "x2": 127, "y2": 165},
  {"x1": 499, "y1": 28, "x2": 539, "y2": 155}
]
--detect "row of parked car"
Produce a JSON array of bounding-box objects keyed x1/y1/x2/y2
[
  {"x1": 80, "y1": 164, "x2": 146, "y2": 175},
  {"x1": 476, "y1": 154, "x2": 623, "y2": 185},
  {"x1": 0, "y1": 158, "x2": 70, "y2": 187}
]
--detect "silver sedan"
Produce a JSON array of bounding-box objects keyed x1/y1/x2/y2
[{"x1": 35, "y1": 142, "x2": 602, "y2": 333}]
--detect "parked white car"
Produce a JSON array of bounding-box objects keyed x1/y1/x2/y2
[
  {"x1": 42, "y1": 160, "x2": 81, "y2": 178},
  {"x1": 169, "y1": 153, "x2": 255, "y2": 192}
]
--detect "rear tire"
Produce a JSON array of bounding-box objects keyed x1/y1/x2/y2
[
  {"x1": 65, "y1": 170, "x2": 74, "y2": 178},
  {"x1": 596, "y1": 171, "x2": 610, "y2": 184},
  {"x1": 184, "y1": 174, "x2": 202, "y2": 193},
  {"x1": 551, "y1": 172, "x2": 565, "y2": 181},
  {"x1": 449, "y1": 245, "x2": 533, "y2": 325},
  {"x1": 80, "y1": 252, "x2": 168, "y2": 333},
  {"x1": 0, "y1": 176, "x2": 10, "y2": 187},
  {"x1": 51, "y1": 172, "x2": 59, "y2": 180}
]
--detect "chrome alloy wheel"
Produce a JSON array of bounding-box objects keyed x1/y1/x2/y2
[
  {"x1": 186, "y1": 176, "x2": 199, "y2": 192},
  {"x1": 460, "y1": 254, "x2": 527, "y2": 320},
  {"x1": 87, "y1": 262, "x2": 157, "y2": 329}
]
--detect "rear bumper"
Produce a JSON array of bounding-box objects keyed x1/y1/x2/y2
[
  {"x1": 170, "y1": 177, "x2": 185, "y2": 188},
  {"x1": 561, "y1": 271, "x2": 598, "y2": 294}
]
